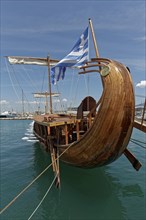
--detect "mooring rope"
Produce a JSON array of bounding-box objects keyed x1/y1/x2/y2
[
  {"x1": 28, "y1": 174, "x2": 57, "y2": 220},
  {"x1": 130, "y1": 138, "x2": 146, "y2": 150},
  {"x1": 0, "y1": 141, "x2": 75, "y2": 215}
]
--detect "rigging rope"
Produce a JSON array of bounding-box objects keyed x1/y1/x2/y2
[
  {"x1": 131, "y1": 138, "x2": 146, "y2": 145},
  {"x1": 6, "y1": 58, "x2": 47, "y2": 113},
  {"x1": 130, "y1": 138, "x2": 146, "y2": 150},
  {"x1": 0, "y1": 141, "x2": 75, "y2": 215},
  {"x1": 11, "y1": 61, "x2": 36, "y2": 110},
  {"x1": 22, "y1": 65, "x2": 41, "y2": 111},
  {"x1": 5, "y1": 59, "x2": 21, "y2": 101},
  {"x1": 38, "y1": 69, "x2": 46, "y2": 111},
  {"x1": 55, "y1": 83, "x2": 63, "y2": 112},
  {"x1": 22, "y1": 65, "x2": 40, "y2": 92},
  {"x1": 135, "y1": 94, "x2": 146, "y2": 98},
  {"x1": 71, "y1": 74, "x2": 80, "y2": 108},
  {"x1": 68, "y1": 69, "x2": 75, "y2": 110},
  {"x1": 27, "y1": 174, "x2": 57, "y2": 220},
  {"x1": 22, "y1": 65, "x2": 47, "y2": 111},
  {"x1": 83, "y1": 74, "x2": 89, "y2": 95},
  {"x1": 10, "y1": 62, "x2": 35, "y2": 112}
]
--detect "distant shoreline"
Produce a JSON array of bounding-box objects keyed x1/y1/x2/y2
[{"x1": 0, "y1": 117, "x2": 33, "y2": 120}]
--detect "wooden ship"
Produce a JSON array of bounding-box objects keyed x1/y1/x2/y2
[{"x1": 6, "y1": 19, "x2": 146, "y2": 187}]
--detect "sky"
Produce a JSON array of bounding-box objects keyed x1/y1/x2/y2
[{"x1": 0, "y1": 0, "x2": 146, "y2": 113}]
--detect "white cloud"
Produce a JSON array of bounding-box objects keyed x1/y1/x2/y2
[
  {"x1": 0, "y1": 100, "x2": 9, "y2": 104},
  {"x1": 134, "y1": 36, "x2": 146, "y2": 41},
  {"x1": 62, "y1": 98, "x2": 67, "y2": 102},
  {"x1": 136, "y1": 80, "x2": 146, "y2": 88},
  {"x1": 53, "y1": 99, "x2": 60, "y2": 103}
]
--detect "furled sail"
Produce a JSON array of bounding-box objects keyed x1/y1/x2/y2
[{"x1": 6, "y1": 56, "x2": 59, "y2": 66}]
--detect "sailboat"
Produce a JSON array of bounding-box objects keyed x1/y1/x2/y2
[{"x1": 6, "y1": 19, "x2": 146, "y2": 186}]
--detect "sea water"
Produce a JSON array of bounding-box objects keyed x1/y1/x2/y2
[{"x1": 0, "y1": 120, "x2": 146, "y2": 220}]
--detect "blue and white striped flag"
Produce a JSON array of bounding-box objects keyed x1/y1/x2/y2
[{"x1": 51, "y1": 27, "x2": 89, "y2": 84}]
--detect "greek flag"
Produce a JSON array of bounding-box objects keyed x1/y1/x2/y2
[{"x1": 51, "y1": 27, "x2": 89, "y2": 84}]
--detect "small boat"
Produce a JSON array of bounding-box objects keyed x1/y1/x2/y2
[
  {"x1": 0, "y1": 111, "x2": 17, "y2": 118},
  {"x1": 6, "y1": 19, "x2": 145, "y2": 186}
]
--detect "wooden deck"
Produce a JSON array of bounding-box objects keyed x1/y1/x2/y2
[{"x1": 33, "y1": 114, "x2": 78, "y2": 127}]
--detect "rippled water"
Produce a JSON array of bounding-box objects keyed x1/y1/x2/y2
[{"x1": 0, "y1": 120, "x2": 146, "y2": 220}]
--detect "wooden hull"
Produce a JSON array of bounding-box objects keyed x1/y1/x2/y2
[{"x1": 34, "y1": 59, "x2": 135, "y2": 168}]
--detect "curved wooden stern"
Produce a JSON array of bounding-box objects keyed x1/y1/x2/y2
[{"x1": 59, "y1": 59, "x2": 135, "y2": 168}]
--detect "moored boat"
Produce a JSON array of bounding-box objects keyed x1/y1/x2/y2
[
  {"x1": 6, "y1": 19, "x2": 145, "y2": 187},
  {"x1": 33, "y1": 58, "x2": 135, "y2": 169}
]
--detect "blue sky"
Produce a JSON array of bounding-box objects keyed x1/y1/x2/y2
[{"x1": 0, "y1": 0, "x2": 146, "y2": 113}]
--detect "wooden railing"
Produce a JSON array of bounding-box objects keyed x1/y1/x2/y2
[{"x1": 134, "y1": 98, "x2": 146, "y2": 133}]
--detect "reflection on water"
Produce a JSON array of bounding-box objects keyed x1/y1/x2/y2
[
  {"x1": 32, "y1": 142, "x2": 145, "y2": 220},
  {"x1": 122, "y1": 184, "x2": 143, "y2": 197}
]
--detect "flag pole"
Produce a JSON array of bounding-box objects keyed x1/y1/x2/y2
[{"x1": 88, "y1": 18, "x2": 99, "y2": 58}]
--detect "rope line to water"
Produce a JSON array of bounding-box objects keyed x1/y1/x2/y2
[
  {"x1": 130, "y1": 139, "x2": 146, "y2": 150},
  {"x1": 28, "y1": 174, "x2": 57, "y2": 220},
  {"x1": 0, "y1": 142, "x2": 75, "y2": 215},
  {"x1": 0, "y1": 164, "x2": 52, "y2": 215}
]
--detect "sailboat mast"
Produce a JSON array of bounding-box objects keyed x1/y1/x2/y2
[
  {"x1": 89, "y1": 18, "x2": 99, "y2": 58},
  {"x1": 47, "y1": 56, "x2": 53, "y2": 114},
  {"x1": 22, "y1": 89, "x2": 24, "y2": 116}
]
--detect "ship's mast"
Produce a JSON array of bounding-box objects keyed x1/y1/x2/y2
[
  {"x1": 47, "y1": 55, "x2": 53, "y2": 114},
  {"x1": 88, "y1": 18, "x2": 99, "y2": 58},
  {"x1": 45, "y1": 92, "x2": 49, "y2": 114}
]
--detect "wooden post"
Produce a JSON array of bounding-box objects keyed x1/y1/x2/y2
[
  {"x1": 65, "y1": 123, "x2": 68, "y2": 145},
  {"x1": 88, "y1": 114, "x2": 92, "y2": 127},
  {"x1": 47, "y1": 126, "x2": 50, "y2": 135},
  {"x1": 47, "y1": 56, "x2": 53, "y2": 114},
  {"x1": 89, "y1": 18, "x2": 99, "y2": 58},
  {"x1": 56, "y1": 148, "x2": 61, "y2": 188},
  {"x1": 50, "y1": 142, "x2": 61, "y2": 188},
  {"x1": 76, "y1": 120, "x2": 80, "y2": 140},
  {"x1": 50, "y1": 142, "x2": 56, "y2": 172}
]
